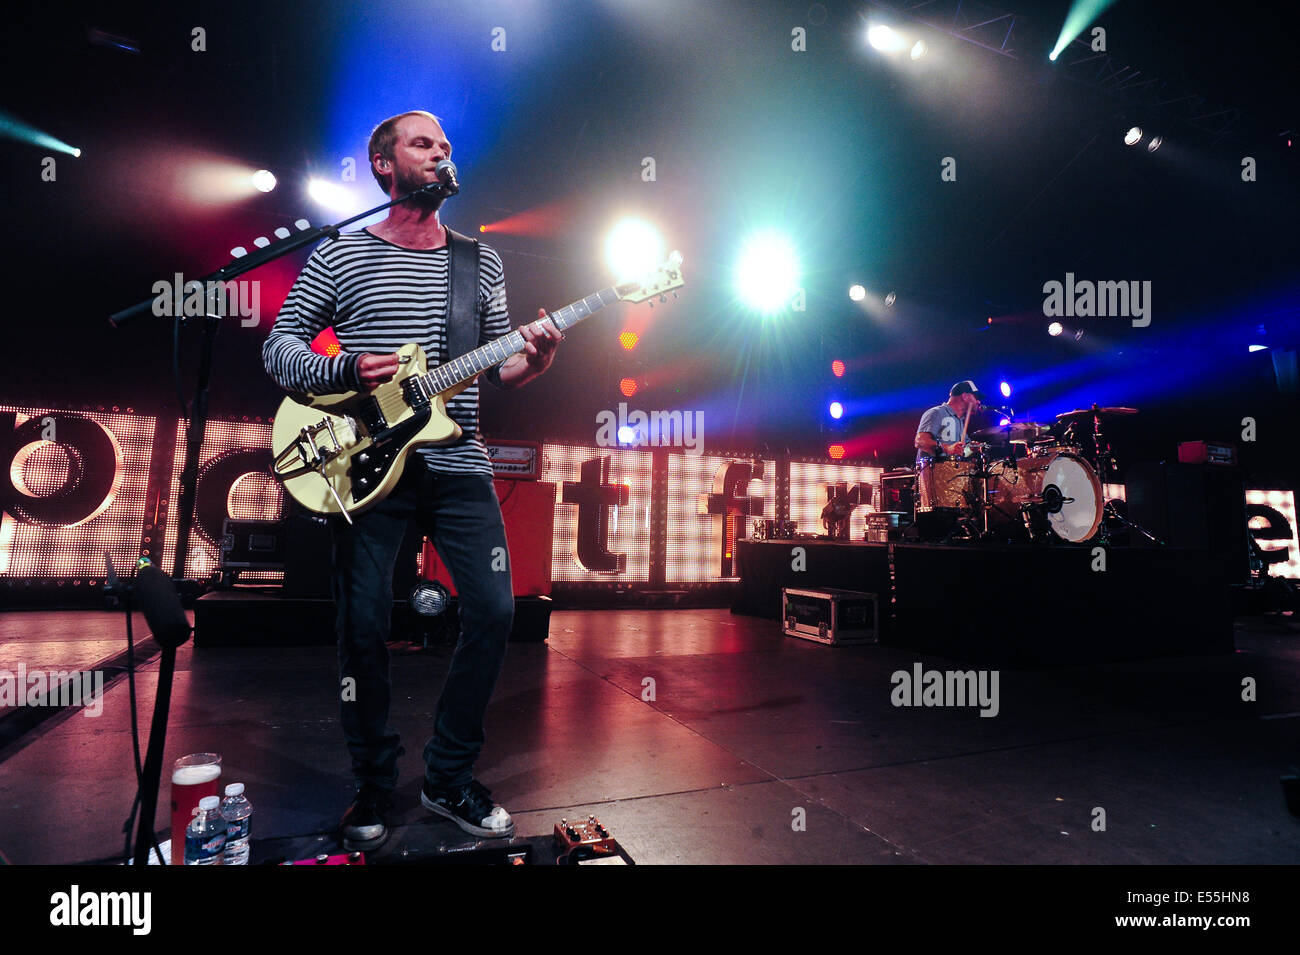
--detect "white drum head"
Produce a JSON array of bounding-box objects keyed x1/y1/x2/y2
[{"x1": 1040, "y1": 453, "x2": 1102, "y2": 542}]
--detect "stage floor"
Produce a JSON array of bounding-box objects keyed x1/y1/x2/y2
[{"x1": 1, "y1": 607, "x2": 1298, "y2": 865}]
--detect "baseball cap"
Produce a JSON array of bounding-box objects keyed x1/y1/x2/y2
[{"x1": 950, "y1": 380, "x2": 986, "y2": 401}]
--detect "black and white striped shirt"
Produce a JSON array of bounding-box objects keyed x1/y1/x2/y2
[{"x1": 262, "y1": 228, "x2": 510, "y2": 475}]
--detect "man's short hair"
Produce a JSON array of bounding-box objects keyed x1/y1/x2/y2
[{"x1": 367, "y1": 110, "x2": 442, "y2": 190}]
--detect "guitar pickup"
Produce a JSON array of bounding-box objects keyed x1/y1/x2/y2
[{"x1": 401, "y1": 377, "x2": 430, "y2": 410}]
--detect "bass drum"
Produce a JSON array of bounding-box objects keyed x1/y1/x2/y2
[{"x1": 988, "y1": 451, "x2": 1103, "y2": 543}]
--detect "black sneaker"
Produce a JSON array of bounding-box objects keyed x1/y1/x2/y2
[
  {"x1": 420, "y1": 779, "x2": 514, "y2": 838},
  {"x1": 340, "y1": 784, "x2": 393, "y2": 852}
]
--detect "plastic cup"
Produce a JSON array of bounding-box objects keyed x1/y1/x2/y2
[{"x1": 170, "y1": 754, "x2": 221, "y2": 864}]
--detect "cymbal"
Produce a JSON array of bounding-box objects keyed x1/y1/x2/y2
[
  {"x1": 973, "y1": 421, "x2": 1050, "y2": 441},
  {"x1": 1056, "y1": 405, "x2": 1138, "y2": 419}
]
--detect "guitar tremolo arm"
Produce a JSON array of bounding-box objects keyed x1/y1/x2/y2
[{"x1": 272, "y1": 418, "x2": 355, "y2": 524}]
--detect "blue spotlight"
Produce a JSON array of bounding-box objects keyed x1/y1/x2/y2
[
  {"x1": 829, "y1": 401, "x2": 844, "y2": 420},
  {"x1": 734, "y1": 229, "x2": 800, "y2": 314},
  {"x1": 0, "y1": 110, "x2": 81, "y2": 156},
  {"x1": 1248, "y1": 344, "x2": 1269, "y2": 353},
  {"x1": 999, "y1": 381, "x2": 1012, "y2": 398}
]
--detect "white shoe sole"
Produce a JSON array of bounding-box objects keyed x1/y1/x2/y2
[{"x1": 420, "y1": 789, "x2": 515, "y2": 839}]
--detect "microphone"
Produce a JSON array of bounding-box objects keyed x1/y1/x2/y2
[
  {"x1": 135, "y1": 562, "x2": 193, "y2": 650},
  {"x1": 433, "y1": 159, "x2": 459, "y2": 194}
]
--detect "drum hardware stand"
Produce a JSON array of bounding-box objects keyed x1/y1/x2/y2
[
  {"x1": 1099, "y1": 499, "x2": 1164, "y2": 546},
  {"x1": 1087, "y1": 414, "x2": 1164, "y2": 546}
]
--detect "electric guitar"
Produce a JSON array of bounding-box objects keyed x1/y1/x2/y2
[{"x1": 270, "y1": 253, "x2": 685, "y2": 520}]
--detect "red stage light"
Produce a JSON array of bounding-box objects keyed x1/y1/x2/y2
[
  {"x1": 310, "y1": 327, "x2": 342, "y2": 357},
  {"x1": 828, "y1": 444, "x2": 846, "y2": 460},
  {"x1": 619, "y1": 377, "x2": 638, "y2": 397},
  {"x1": 831, "y1": 360, "x2": 845, "y2": 378},
  {"x1": 619, "y1": 331, "x2": 639, "y2": 351}
]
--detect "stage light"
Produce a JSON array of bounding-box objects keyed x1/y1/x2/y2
[
  {"x1": 831, "y1": 360, "x2": 846, "y2": 377},
  {"x1": 1146, "y1": 136, "x2": 1163, "y2": 152},
  {"x1": 251, "y1": 169, "x2": 277, "y2": 193},
  {"x1": 73, "y1": 148, "x2": 82, "y2": 158},
  {"x1": 1000, "y1": 418, "x2": 1010, "y2": 426},
  {"x1": 849, "y1": 284, "x2": 866, "y2": 302},
  {"x1": 410, "y1": 580, "x2": 450, "y2": 617},
  {"x1": 829, "y1": 401, "x2": 844, "y2": 420},
  {"x1": 620, "y1": 377, "x2": 639, "y2": 397},
  {"x1": 1124, "y1": 126, "x2": 1143, "y2": 146},
  {"x1": 868, "y1": 25, "x2": 906, "y2": 54},
  {"x1": 1048, "y1": 322, "x2": 1064, "y2": 337},
  {"x1": 910, "y1": 40, "x2": 927, "y2": 60},
  {"x1": 884, "y1": 291, "x2": 897, "y2": 307},
  {"x1": 1050, "y1": 0, "x2": 1120, "y2": 64},
  {"x1": 734, "y1": 229, "x2": 800, "y2": 314},
  {"x1": 0, "y1": 110, "x2": 81, "y2": 157},
  {"x1": 828, "y1": 444, "x2": 846, "y2": 460},
  {"x1": 1248, "y1": 344, "x2": 1269, "y2": 353},
  {"x1": 307, "y1": 178, "x2": 354, "y2": 212},
  {"x1": 617, "y1": 426, "x2": 638, "y2": 445},
  {"x1": 604, "y1": 217, "x2": 665, "y2": 283},
  {"x1": 618, "y1": 331, "x2": 639, "y2": 351},
  {"x1": 1000, "y1": 381, "x2": 1012, "y2": 398}
]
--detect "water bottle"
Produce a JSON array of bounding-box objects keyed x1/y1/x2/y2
[
  {"x1": 185, "y1": 795, "x2": 227, "y2": 865},
  {"x1": 220, "y1": 783, "x2": 252, "y2": 865}
]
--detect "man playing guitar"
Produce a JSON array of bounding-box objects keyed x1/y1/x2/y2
[{"x1": 262, "y1": 110, "x2": 561, "y2": 850}]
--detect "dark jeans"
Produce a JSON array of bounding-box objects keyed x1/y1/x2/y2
[{"x1": 331, "y1": 462, "x2": 513, "y2": 793}]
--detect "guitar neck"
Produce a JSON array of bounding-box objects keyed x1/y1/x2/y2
[{"x1": 420, "y1": 285, "x2": 625, "y2": 394}]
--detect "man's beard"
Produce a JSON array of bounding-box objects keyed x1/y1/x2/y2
[{"x1": 394, "y1": 166, "x2": 446, "y2": 212}]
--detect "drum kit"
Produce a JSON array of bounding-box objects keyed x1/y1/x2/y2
[{"x1": 913, "y1": 404, "x2": 1153, "y2": 544}]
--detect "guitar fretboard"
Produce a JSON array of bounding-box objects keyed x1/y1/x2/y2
[{"x1": 416, "y1": 286, "x2": 625, "y2": 396}]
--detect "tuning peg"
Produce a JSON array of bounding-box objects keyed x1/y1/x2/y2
[
  {"x1": 659, "y1": 294, "x2": 667, "y2": 303},
  {"x1": 648, "y1": 300, "x2": 654, "y2": 308}
]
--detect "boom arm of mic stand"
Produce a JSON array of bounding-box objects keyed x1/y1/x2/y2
[{"x1": 108, "y1": 181, "x2": 454, "y2": 328}]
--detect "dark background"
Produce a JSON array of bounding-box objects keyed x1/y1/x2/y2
[{"x1": 1, "y1": 0, "x2": 1296, "y2": 483}]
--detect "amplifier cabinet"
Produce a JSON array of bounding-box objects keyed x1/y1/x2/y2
[{"x1": 422, "y1": 480, "x2": 556, "y2": 596}]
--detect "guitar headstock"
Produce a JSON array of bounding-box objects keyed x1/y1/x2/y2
[{"x1": 614, "y1": 251, "x2": 685, "y2": 304}]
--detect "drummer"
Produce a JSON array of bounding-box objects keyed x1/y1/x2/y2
[{"x1": 915, "y1": 380, "x2": 986, "y2": 465}]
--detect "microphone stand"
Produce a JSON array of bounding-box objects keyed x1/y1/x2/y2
[{"x1": 108, "y1": 179, "x2": 458, "y2": 585}]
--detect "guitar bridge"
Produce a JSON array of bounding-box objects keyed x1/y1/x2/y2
[{"x1": 271, "y1": 417, "x2": 355, "y2": 523}]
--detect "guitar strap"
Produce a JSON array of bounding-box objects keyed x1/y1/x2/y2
[{"x1": 444, "y1": 227, "x2": 481, "y2": 365}]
